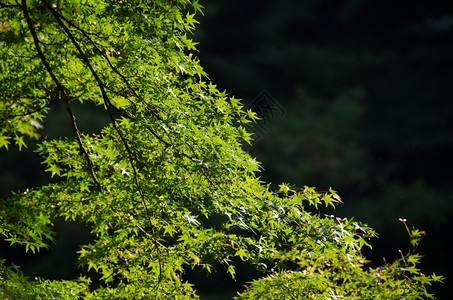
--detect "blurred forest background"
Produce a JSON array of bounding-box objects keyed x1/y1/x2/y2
[{"x1": 1, "y1": 0, "x2": 452, "y2": 299}]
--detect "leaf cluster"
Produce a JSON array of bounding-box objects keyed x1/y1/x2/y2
[{"x1": 0, "y1": 0, "x2": 443, "y2": 299}]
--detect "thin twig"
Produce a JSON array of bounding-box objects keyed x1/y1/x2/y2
[
  {"x1": 0, "y1": 100, "x2": 49, "y2": 122},
  {"x1": 41, "y1": 0, "x2": 153, "y2": 233},
  {"x1": 21, "y1": 0, "x2": 102, "y2": 191}
]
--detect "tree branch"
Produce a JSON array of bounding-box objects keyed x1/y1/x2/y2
[
  {"x1": 40, "y1": 0, "x2": 152, "y2": 227},
  {"x1": 44, "y1": 4, "x2": 187, "y2": 156},
  {"x1": 0, "y1": 100, "x2": 49, "y2": 123},
  {"x1": 21, "y1": 0, "x2": 102, "y2": 191}
]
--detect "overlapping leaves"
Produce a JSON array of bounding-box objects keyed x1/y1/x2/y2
[{"x1": 0, "y1": 0, "x2": 443, "y2": 298}]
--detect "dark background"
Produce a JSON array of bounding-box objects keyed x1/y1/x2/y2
[
  {"x1": 194, "y1": 0, "x2": 453, "y2": 298},
  {"x1": 1, "y1": 0, "x2": 452, "y2": 299}
]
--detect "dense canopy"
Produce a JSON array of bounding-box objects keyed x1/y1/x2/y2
[{"x1": 0, "y1": 0, "x2": 443, "y2": 298}]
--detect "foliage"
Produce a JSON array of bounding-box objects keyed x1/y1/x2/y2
[
  {"x1": 197, "y1": 2, "x2": 453, "y2": 296},
  {"x1": 238, "y1": 218, "x2": 444, "y2": 299},
  {"x1": 0, "y1": 0, "x2": 443, "y2": 298}
]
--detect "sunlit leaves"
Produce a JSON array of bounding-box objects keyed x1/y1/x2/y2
[
  {"x1": 192, "y1": 0, "x2": 204, "y2": 16},
  {"x1": 0, "y1": 0, "x2": 443, "y2": 299},
  {"x1": 234, "y1": 248, "x2": 248, "y2": 261},
  {"x1": 0, "y1": 135, "x2": 10, "y2": 149}
]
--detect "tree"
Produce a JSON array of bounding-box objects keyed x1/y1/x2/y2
[{"x1": 0, "y1": 1, "x2": 443, "y2": 298}]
